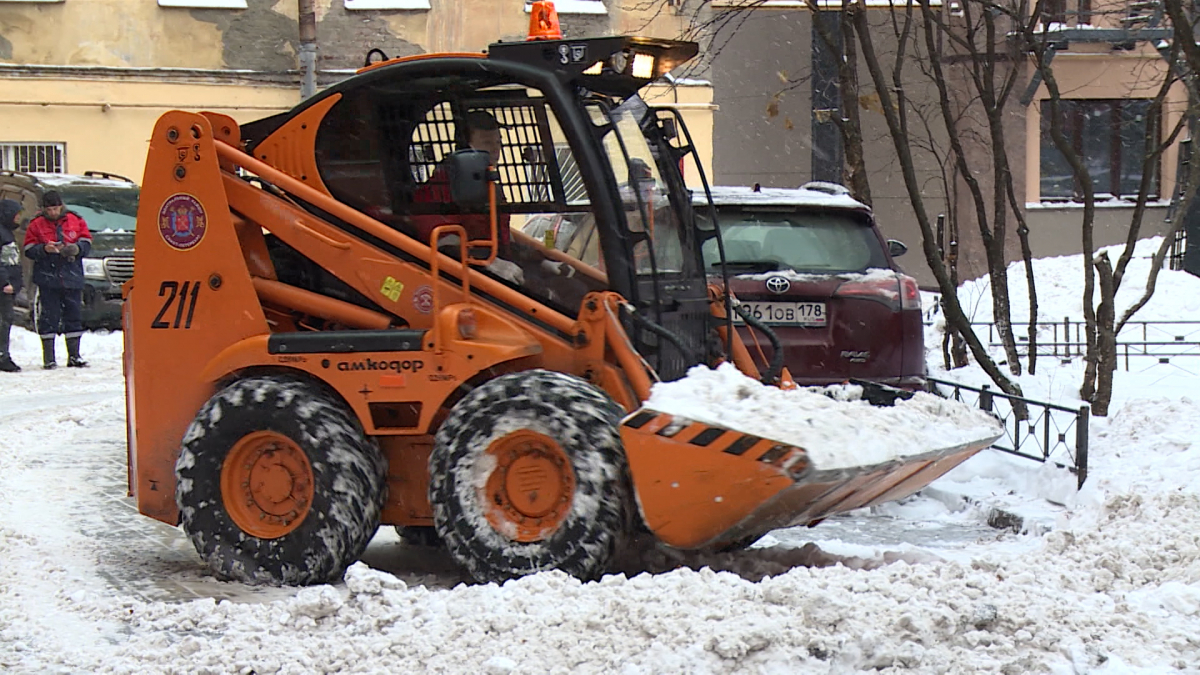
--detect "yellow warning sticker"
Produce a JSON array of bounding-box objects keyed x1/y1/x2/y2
[{"x1": 381, "y1": 276, "x2": 404, "y2": 302}]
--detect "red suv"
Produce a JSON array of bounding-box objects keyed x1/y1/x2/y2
[{"x1": 697, "y1": 183, "x2": 926, "y2": 389}]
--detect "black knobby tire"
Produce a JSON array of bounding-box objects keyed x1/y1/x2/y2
[
  {"x1": 176, "y1": 375, "x2": 386, "y2": 586},
  {"x1": 430, "y1": 370, "x2": 632, "y2": 583}
]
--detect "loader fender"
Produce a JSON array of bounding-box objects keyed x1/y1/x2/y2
[{"x1": 197, "y1": 316, "x2": 544, "y2": 436}]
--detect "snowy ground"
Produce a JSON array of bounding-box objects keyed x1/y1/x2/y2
[{"x1": 2, "y1": 238, "x2": 1200, "y2": 674}]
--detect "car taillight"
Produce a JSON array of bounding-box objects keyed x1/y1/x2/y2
[
  {"x1": 899, "y1": 274, "x2": 921, "y2": 311},
  {"x1": 833, "y1": 273, "x2": 919, "y2": 312}
]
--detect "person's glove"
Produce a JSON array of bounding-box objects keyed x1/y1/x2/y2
[
  {"x1": 62, "y1": 243, "x2": 80, "y2": 260},
  {"x1": 487, "y1": 258, "x2": 524, "y2": 285},
  {"x1": 540, "y1": 258, "x2": 576, "y2": 277}
]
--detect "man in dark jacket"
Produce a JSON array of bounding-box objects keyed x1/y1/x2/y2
[
  {"x1": 0, "y1": 198, "x2": 24, "y2": 372},
  {"x1": 23, "y1": 190, "x2": 92, "y2": 369}
]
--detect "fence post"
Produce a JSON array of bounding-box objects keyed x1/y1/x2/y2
[
  {"x1": 1064, "y1": 317, "x2": 1071, "y2": 356},
  {"x1": 979, "y1": 384, "x2": 994, "y2": 412},
  {"x1": 1075, "y1": 405, "x2": 1090, "y2": 489}
]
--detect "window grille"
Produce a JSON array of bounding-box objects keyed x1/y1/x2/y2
[{"x1": 0, "y1": 143, "x2": 64, "y2": 173}]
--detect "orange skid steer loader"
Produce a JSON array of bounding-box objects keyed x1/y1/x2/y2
[{"x1": 124, "y1": 7, "x2": 998, "y2": 585}]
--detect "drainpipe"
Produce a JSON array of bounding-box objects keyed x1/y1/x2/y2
[{"x1": 298, "y1": 0, "x2": 317, "y2": 99}]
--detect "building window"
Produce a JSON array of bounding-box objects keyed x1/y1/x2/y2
[
  {"x1": 158, "y1": 0, "x2": 247, "y2": 6},
  {"x1": 0, "y1": 143, "x2": 64, "y2": 173},
  {"x1": 524, "y1": 0, "x2": 606, "y2": 14},
  {"x1": 1037, "y1": 0, "x2": 1091, "y2": 25},
  {"x1": 1039, "y1": 99, "x2": 1158, "y2": 202},
  {"x1": 345, "y1": 0, "x2": 431, "y2": 9},
  {"x1": 158, "y1": 0, "x2": 247, "y2": 7}
]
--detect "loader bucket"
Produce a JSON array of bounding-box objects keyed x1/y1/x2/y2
[{"x1": 621, "y1": 408, "x2": 1001, "y2": 551}]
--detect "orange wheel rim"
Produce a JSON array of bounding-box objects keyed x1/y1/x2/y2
[
  {"x1": 220, "y1": 430, "x2": 314, "y2": 539},
  {"x1": 482, "y1": 429, "x2": 575, "y2": 543}
]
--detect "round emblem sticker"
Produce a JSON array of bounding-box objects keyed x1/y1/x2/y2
[
  {"x1": 413, "y1": 285, "x2": 434, "y2": 314},
  {"x1": 158, "y1": 193, "x2": 207, "y2": 250}
]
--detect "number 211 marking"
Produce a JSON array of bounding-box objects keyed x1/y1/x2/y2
[{"x1": 151, "y1": 280, "x2": 200, "y2": 329}]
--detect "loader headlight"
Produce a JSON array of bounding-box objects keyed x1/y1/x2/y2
[
  {"x1": 83, "y1": 258, "x2": 107, "y2": 280},
  {"x1": 630, "y1": 53, "x2": 656, "y2": 80}
]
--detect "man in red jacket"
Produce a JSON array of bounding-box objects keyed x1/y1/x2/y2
[{"x1": 23, "y1": 190, "x2": 92, "y2": 369}]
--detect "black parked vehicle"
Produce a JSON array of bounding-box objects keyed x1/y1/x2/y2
[{"x1": 0, "y1": 170, "x2": 138, "y2": 331}]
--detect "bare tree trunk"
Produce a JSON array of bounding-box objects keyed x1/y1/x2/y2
[
  {"x1": 1025, "y1": 18, "x2": 1186, "y2": 412},
  {"x1": 838, "y1": 12, "x2": 872, "y2": 206},
  {"x1": 852, "y1": 4, "x2": 1024, "y2": 399},
  {"x1": 1033, "y1": 51, "x2": 1099, "y2": 402},
  {"x1": 1092, "y1": 253, "x2": 1117, "y2": 416},
  {"x1": 948, "y1": 171, "x2": 969, "y2": 368},
  {"x1": 1005, "y1": 181, "x2": 1039, "y2": 375},
  {"x1": 919, "y1": 2, "x2": 1024, "y2": 377},
  {"x1": 1090, "y1": 92, "x2": 1185, "y2": 410}
]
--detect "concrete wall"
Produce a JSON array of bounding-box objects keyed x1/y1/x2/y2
[{"x1": 0, "y1": 74, "x2": 298, "y2": 182}]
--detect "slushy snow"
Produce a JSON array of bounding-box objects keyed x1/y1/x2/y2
[
  {"x1": 645, "y1": 362, "x2": 1003, "y2": 470},
  {"x1": 3, "y1": 237, "x2": 1200, "y2": 674}
]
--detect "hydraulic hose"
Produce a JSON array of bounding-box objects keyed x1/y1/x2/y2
[
  {"x1": 624, "y1": 305, "x2": 700, "y2": 368},
  {"x1": 733, "y1": 303, "x2": 785, "y2": 385}
]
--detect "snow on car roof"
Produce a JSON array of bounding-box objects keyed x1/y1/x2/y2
[
  {"x1": 693, "y1": 185, "x2": 869, "y2": 211},
  {"x1": 26, "y1": 172, "x2": 139, "y2": 190}
]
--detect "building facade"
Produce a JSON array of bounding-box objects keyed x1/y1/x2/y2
[
  {"x1": 706, "y1": 0, "x2": 1187, "y2": 287},
  {"x1": 0, "y1": 0, "x2": 714, "y2": 185}
]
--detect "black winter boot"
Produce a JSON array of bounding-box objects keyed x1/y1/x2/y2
[
  {"x1": 42, "y1": 337, "x2": 57, "y2": 370},
  {"x1": 0, "y1": 325, "x2": 17, "y2": 372},
  {"x1": 0, "y1": 317, "x2": 14, "y2": 369},
  {"x1": 66, "y1": 336, "x2": 87, "y2": 368}
]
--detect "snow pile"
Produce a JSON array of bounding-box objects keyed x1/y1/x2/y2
[
  {"x1": 40, "y1": 491, "x2": 1200, "y2": 674},
  {"x1": 644, "y1": 363, "x2": 1002, "y2": 470},
  {"x1": 953, "y1": 236, "x2": 1200, "y2": 323},
  {"x1": 5, "y1": 234, "x2": 1200, "y2": 673}
]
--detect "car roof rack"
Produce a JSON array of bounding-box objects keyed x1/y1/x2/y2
[
  {"x1": 799, "y1": 181, "x2": 851, "y2": 196},
  {"x1": 0, "y1": 169, "x2": 37, "y2": 182},
  {"x1": 83, "y1": 170, "x2": 136, "y2": 184}
]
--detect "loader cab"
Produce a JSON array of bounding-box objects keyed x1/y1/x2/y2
[{"x1": 244, "y1": 37, "x2": 715, "y2": 379}]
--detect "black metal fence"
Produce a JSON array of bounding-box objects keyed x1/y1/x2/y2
[
  {"x1": 968, "y1": 319, "x2": 1200, "y2": 374},
  {"x1": 929, "y1": 377, "x2": 1090, "y2": 489}
]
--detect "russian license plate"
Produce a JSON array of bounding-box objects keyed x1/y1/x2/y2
[{"x1": 734, "y1": 301, "x2": 827, "y2": 326}]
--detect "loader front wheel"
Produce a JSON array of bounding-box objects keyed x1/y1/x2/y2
[
  {"x1": 176, "y1": 375, "x2": 386, "y2": 586},
  {"x1": 431, "y1": 370, "x2": 631, "y2": 583}
]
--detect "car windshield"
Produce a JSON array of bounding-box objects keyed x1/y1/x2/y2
[
  {"x1": 700, "y1": 209, "x2": 888, "y2": 273},
  {"x1": 57, "y1": 185, "x2": 139, "y2": 232}
]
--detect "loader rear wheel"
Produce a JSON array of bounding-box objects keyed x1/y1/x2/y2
[
  {"x1": 176, "y1": 375, "x2": 386, "y2": 586},
  {"x1": 430, "y1": 370, "x2": 631, "y2": 583}
]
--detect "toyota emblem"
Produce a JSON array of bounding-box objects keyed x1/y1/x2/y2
[{"x1": 765, "y1": 276, "x2": 791, "y2": 295}]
